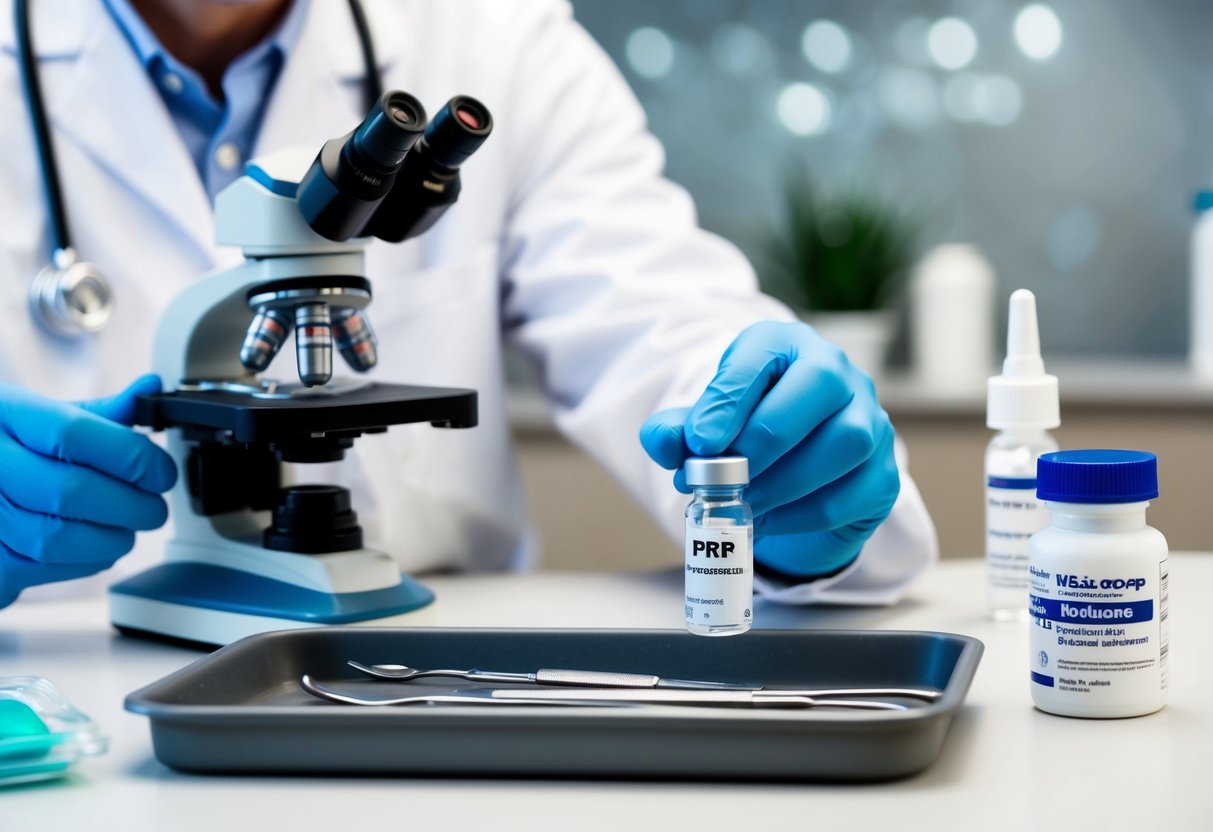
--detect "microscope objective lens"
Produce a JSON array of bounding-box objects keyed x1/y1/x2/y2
[
  {"x1": 332, "y1": 308, "x2": 379, "y2": 372},
  {"x1": 294, "y1": 302, "x2": 333, "y2": 386},
  {"x1": 240, "y1": 306, "x2": 292, "y2": 372}
]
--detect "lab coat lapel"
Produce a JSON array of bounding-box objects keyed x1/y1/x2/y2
[
  {"x1": 254, "y1": 0, "x2": 389, "y2": 159},
  {"x1": 41, "y1": 6, "x2": 213, "y2": 260}
]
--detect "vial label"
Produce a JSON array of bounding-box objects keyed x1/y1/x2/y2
[
  {"x1": 684, "y1": 522, "x2": 752, "y2": 628},
  {"x1": 986, "y1": 477, "x2": 1047, "y2": 591},
  {"x1": 1029, "y1": 558, "x2": 1167, "y2": 706}
]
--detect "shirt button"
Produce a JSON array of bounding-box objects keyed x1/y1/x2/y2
[
  {"x1": 215, "y1": 143, "x2": 242, "y2": 171},
  {"x1": 161, "y1": 72, "x2": 184, "y2": 95}
]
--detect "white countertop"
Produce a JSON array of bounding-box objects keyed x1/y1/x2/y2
[{"x1": 1, "y1": 557, "x2": 1210, "y2": 831}]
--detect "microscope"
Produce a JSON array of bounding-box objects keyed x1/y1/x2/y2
[{"x1": 109, "y1": 91, "x2": 493, "y2": 647}]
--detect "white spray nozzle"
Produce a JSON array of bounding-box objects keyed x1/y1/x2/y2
[
  {"x1": 1003, "y1": 289, "x2": 1045, "y2": 377},
  {"x1": 987, "y1": 288, "x2": 1060, "y2": 430}
]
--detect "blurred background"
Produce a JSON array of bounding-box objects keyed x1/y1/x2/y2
[
  {"x1": 572, "y1": 0, "x2": 1194, "y2": 358},
  {"x1": 513, "y1": 1, "x2": 1213, "y2": 567}
]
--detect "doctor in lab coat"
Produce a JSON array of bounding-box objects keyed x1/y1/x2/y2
[{"x1": 0, "y1": 0, "x2": 937, "y2": 607}]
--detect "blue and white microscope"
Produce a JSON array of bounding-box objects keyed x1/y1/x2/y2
[{"x1": 109, "y1": 91, "x2": 493, "y2": 646}]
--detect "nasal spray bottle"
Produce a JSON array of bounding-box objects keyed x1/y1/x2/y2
[{"x1": 986, "y1": 290, "x2": 1060, "y2": 620}]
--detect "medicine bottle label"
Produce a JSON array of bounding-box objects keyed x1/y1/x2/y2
[
  {"x1": 987, "y1": 477, "x2": 1047, "y2": 591},
  {"x1": 684, "y1": 523, "x2": 752, "y2": 627},
  {"x1": 1029, "y1": 559, "x2": 1168, "y2": 705}
]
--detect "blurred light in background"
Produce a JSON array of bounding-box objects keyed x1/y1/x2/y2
[
  {"x1": 942, "y1": 72, "x2": 982, "y2": 122},
  {"x1": 927, "y1": 17, "x2": 979, "y2": 70},
  {"x1": 1014, "y1": 4, "x2": 1064, "y2": 62},
  {"x1": 801, "y1": 20, "x2": 853, "y2": 74},
  {"x1": 776, "y1": 82, "x2": 832, "y2": 136},
  {"x1": 711, "y1": 22, "x2": 773, "y2": 78},
  {"x1": 894, "y1": 18, "x2": 932, "y2": 66},
  {"x1": 942, "y1": 73, "x2": 1023, "y2": 126},
  {"x1": 625, "y1": 26, "x2": 675, "y2": 79},
  {"x1": 878, "y1": 68, "x2": 939, "y2": 131},
  {"x1": 1048, "y1": 207, "x2": 1103, "y2": 272},
  {"x1": 975, "y1": 75, "x2": 1023, "y2": 126},
  {"x1": 571, "y1": 0, "x2": 1196, "y2": 358}
]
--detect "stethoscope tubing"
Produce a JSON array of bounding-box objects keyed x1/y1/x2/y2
[
  {"x1": 14, "y1": 0, "x2": 382, "y2": 336},
  {"x1": 14, "y1": 0, "x2": 72, "y2": 254}
]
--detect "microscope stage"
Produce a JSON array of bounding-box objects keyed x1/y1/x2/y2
[{"x1": 135, "y1": 382, "x2": 477, "y2": 443}]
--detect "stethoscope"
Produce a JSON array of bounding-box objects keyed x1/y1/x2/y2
[{"x1": 14, "y1": 0, "x2": 383, "y2": 338}]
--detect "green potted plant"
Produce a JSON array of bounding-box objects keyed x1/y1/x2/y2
[{"x1": 761, "y1": 175, "x2": 919, "y2": 380}]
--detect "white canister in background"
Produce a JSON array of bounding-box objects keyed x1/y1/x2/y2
[
  {"x1": 910, "y1": 244, "x2": 996, "y2": 395},
  {"x1": 1189, "y1": 192, "x2": 1213, "y2": 379}
]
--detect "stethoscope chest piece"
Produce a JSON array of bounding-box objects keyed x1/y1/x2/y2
[{"x1": 29, "y1": 247, "x2": 114, "y2": 337}]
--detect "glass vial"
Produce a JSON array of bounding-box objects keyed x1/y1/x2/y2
[
  {"x1": 684, "y1": 456, "x2": 753, "y2": 637},
  {"x1": 986, "y1": 427, "x2": 1058, "y2": 620}
]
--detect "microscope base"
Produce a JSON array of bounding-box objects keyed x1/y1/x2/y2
[{"x1": 109, "y1": 562, "x2": 435, "y2": 647}]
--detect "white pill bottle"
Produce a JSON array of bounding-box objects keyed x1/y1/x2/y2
[{"x1": 1028, "y1": 450, "x2": 1168, "y2": 718}]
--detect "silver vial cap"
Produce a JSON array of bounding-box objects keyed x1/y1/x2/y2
[{"x1": 684, "y1": 456, "x2": 749, "y2": 486}]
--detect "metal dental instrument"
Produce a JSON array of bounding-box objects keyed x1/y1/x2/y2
[
  {"x1": 347, "y1": 661, "x2": 943, "y2": 701},
  {"x1": 300, "y1": 675, "x2": 614, "y2": 708},
  {"x1": 301, "y1": 676, "x2": 912, "y2": 711},
  {"x1": 348, "y1": 660, "x2": 762, "y2": 690}
]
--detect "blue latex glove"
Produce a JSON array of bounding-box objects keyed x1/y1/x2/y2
[
  {"x1": 640, "y1": 321, "x2": 899, "y2": 579},
  {"x1": 0, "y1": 376, "x2": 177, "y2": 607}
]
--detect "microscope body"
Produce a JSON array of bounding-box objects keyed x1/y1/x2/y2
[{"x1": 109, "y1": 98, "x2": 489, "y2": 646}]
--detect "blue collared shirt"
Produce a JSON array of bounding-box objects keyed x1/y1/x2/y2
[{"x1": 103, "y1": 0, "x2": 310, "y2": 202}]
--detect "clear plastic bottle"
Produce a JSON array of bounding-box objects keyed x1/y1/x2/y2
[
  {"x1": 986, "y1": 427, "x2": 1058, "y2": 619},
  {"x1": 684, "y1": 457, "x2": 753, "y2": 637},
  {"x1": 986, "y1": 289, "x2": 1060, "y2": 620},
  {"x1": 1029, "y1": 450, "x2": 1168, "y2": 718}
]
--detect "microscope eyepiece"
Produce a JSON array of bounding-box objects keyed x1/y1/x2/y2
[
  {"x1": 422, "y1": 95, "x2": 494, "y2": 170},
  {"x1": 350, "y1": 91, "x2": 427, "y2": 171},
  {"x1": 296, "y1": 90, "x2": 428, "y2": 241},
  {"x1": 362, "y1": 95, "x2": 494, "y2": 243}
]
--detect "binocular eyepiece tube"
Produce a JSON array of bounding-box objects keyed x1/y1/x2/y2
[
  {"x1": 364, "y1": 95, "x2": 494, "y2": 243},
  {"x1": 296, "y1": 91, "x2": 427, "y2": 241},
  {"x1": 297, "y1": 89, "x2": 493, "y2": 243}
]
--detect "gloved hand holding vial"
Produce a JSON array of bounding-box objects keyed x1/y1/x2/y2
[{"x1": 641, "y1": 321, "x2": 901, "y2": 585}]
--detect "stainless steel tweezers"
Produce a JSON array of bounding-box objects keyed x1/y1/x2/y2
[{"x1": 300, "y1": 675, "x2": 938, "y2": 711}]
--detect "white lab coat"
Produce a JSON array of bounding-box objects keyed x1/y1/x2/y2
[{"x1": 0, "y1": 0, "x2": 937, "y2": 604}]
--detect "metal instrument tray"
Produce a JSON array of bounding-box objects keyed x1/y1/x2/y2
[{"x1": 125, "y1": 627, "x2": 982, "y2": 782}]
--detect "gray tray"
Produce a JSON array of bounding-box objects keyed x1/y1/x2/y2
[{"x1": 125, "y1": 627, "x2": 982, "y2": 782}]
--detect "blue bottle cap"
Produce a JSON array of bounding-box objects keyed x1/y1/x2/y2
[{"x1": 1036, "y1": 450, "x2": 1159, "y2": 504}]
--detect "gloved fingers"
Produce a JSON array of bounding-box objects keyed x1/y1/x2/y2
[
  {"x1": 638, "y1": 407, "x2": 691, "y2": 470},
  {"x1": 754, "y1": 520, "x2": 881, "y2": 579},
  {"x1": 744, "y1": 395, "x2": 893, "y2": 516},
  {"x1": 0, "y1": 432, "x2": 169, "y2": 530},
  {"x1": 0, "y1": 383, "x2": 176, "y2": 494},
  {"x1": 726, "y1": 355, "x2": 856, "y2": 478},
  {"x1": 77, "y1": 373, "x2": 161, "y2": 426},
  {"x1": 685, "y1": 322, "x2": 803, "y2": 457},
  {"x1": 0, "y1": 543, "x2": 118, "y2": 600},
  {"x1": 0, "y1": 495, "x2": 136, "y2": 564},
  {"x1": 751, "y1": 430, "x2": 900, "y2": 537}
]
